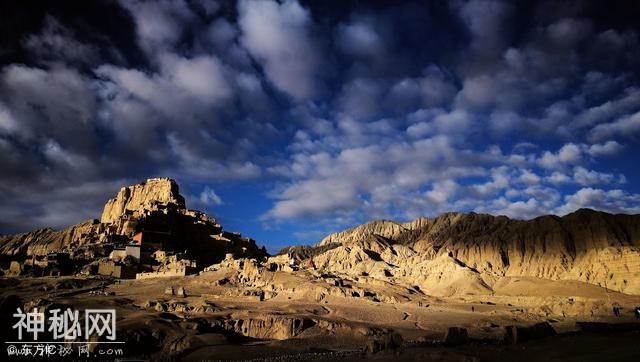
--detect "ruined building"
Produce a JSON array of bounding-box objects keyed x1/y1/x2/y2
[{"x1": 0, "y1": 178, "x2": 268, "y2": 277}]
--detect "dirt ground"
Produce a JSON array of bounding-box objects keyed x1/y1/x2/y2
[{"x1": 1, "y1": 273, "x2": 639, "y2": 361}]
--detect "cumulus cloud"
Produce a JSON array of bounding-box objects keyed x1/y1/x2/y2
[
  {"x1": 338, "y1": 78, "x2": 384, "y2": 119},
  {"x1": 0, "y1": 178, "x2": 129, "y2": 231},
  {"x1": 238, "y1": 0, "x2": 322, "y2": 100},
  {"x1": 469, "y1": 166, "x2": 510, "y2": 198},
  {"x1": 479, "y1": 197, "x2": 544, "y2": 220},
  {"x1": 264, "y1": 116, "x2": 635, "y2": 224},
  {"x1": 519, "y1": 169, "x2": 541, "y2": 185},
  {"x1": 587, "y1": 140, "x2": 624, "y2": 156},
  {"x1": 569, "y1": 87, "x2": 640, "y2": 132},
  {"x1": 96, "y1": 52, "x2": 233, "y2": 121},
  {"x1": 0, "y1": 64, "x2": 97, "y2": 151},
  {"x1": 1, "y1": 0, "x2": 639, "y2": 238},
  {"x1": 538, "y1": 143, "x2": 583, "y2": 169},
  {"x1": 336, "y1": 19, "x2": 385, "y2": 58},
  {"x1": 120, "y1": 0, "x2": 197, "y2": 54},
  {"x1": 590, "y1": 110, "x2": 640, "y2": 141},
  {"x1": 265, "y1": 178, "x2": 360, "y2": 220},
  {"x1": 546, "y1": 171, "x2": 572, "y2": 184},
  {"x1": 557, "y1": 188, "x2": 640, "y2": 215},
  {"x1": 199, "y1": 187, "x2": 223, "y2": 206},
  {"x1": 572, "y1": 166, "x2": 617, "y2": 186},
  {"x1": 0, "y1": 2, "x2": 277, "y2": 232},
  {"x1": 426, "y1": 180, "x2": 459, "y2": 203},
  {"x1": 164, "y1": 133, "x2": 261, "y2": 180},
  {"x1": 406, "y1": 109, "x2": 471, "y2": 139},
  {"x1": 264, "y1": 135, "x2": 491, "y2": 221},
  {"x1": 164, "y1": 55, "x2": 231, "y2": 102},
  {"x1": 388, "y1": 66, "x2": 458, "y2": 111},
  {"x1": 455, "y1": 0, "x2": 513, "y2": 71}
]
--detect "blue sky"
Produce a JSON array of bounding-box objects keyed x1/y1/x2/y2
[{"x1": 1, "y1": 0, "x2": 640, "y2": 253}]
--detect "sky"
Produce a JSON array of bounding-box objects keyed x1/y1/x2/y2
[{"x1": 1, "y1": 0, "x2": 640, "y2": 252}]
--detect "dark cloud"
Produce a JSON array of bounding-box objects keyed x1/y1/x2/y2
[{"x1": 0, "y1": 0, "x2": 639, "y2": 242}]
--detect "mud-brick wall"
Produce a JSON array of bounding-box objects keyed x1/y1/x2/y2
[{"x1": 135, "y1": 268, "x2": 187, "y2": 280}]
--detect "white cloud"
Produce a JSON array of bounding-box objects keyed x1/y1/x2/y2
[
  {"x1": 546, "y1": 171, "x2": 571, "y2": 184},
  {"x1": 590, "y1": 110, "x2": 640, "y2": 141},
  {"x1": 264, "y1": 135, "x2": 488, "y2": 221},
  {"x1": 587, "y1": 140, "x2": 624, "y2": 156},
  {"x1": 456, "y1": 0, "x2": 512, "y2": 64},
  {"x1": 470, "y1": 166, "x2": 510, "y2": 197},
  {"x1": 480, "y1": 197, "x2": 543, "y2": 220},
  {"x1": 161, "y1": 53, "x2": 232, "y2": 104},
  {"x1": 538, "y1": 143, "x2": 583, "y2": 169},
  {"x1": 0, "y1": 102, "x2": 19, "y2": 134},
  {"x1": 199, "y1": 187, "x2": 223, "y2": 206},
  {"x1": 426, "y1": 180, "x2": 459, "y2": 203},
  {"x1": 266, "y1": 178, "x2": 360, "y2": 219},
  {"x1": 569, "y1": 87, "x2": 640, "y2": 131},
  {"x1": 488, "y1": 110, "x2": 522, "y2": 135},
  {"x1": 406, "y1": 109, "x2": 471, "y2": 139},
  {"x1": 238, "y1": 0, "x2": 321, "y2": 100},
  {"x1": 455, "y1": 74, "x2": 496, "y2": 110},
  {"x1": 120, "y1": 0, "x2": 196, "y2": 54},
  {"x1": 0, "y1": 64, "x2": 97, "y2": 149},
  {"x1": 522, "y1": 186, "x2": 561, "y2": 208},
  {"x1": 337, "y1": 19, "x2": 384, "y2": 57},
  {"x1": 557, "y1": 188, "x2": 640, "y2": 215},
  {"x1": 338, "y1": 78, "x2": 384, "y2": 119},
  {"x1": 2, "y1": 0, "x2": 639, "y2": 235},
  {"x1": 99, "y1": 52, "x2": 233, "y2": 117},
  {"x1": 519, "y1": 169, "x2": 540, "y2": 185},
  {"x1": 388, "y1": 66, "x2": 457, "y2": 110},
  {"x1": 42, "y1": 140, "x2": 95, "y2": 178},
  {"x1": 418, "y1": 66, "x2": 458, "y2": 107},
  {"x1": 572, "y1": 166, "x2": 616, "y2": 186},
  {"x1": 165, "y1": 133, "x2": 261, "y2": 181}
]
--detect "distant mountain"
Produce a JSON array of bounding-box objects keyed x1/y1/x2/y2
[{"x1": 297, "y1": 209, "x2": 640, "y2": 295}]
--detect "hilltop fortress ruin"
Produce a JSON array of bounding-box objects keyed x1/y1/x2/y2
[{"x1": 0, "y1": 178, "x2": 267, "y2": 279}]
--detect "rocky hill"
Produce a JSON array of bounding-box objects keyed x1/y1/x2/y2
[
  {"x1": 0, "y1": 178, "x2": 267, "y2": 267},
  {"x1": 305, "y1": 209, "x2": 640, "y2": 295},
  {"x1": 0, "y1": 220, "x2": 98, "y2": 257},
  {"x1": 101, "y1": 178, "x2": 186, "y2": 224},
  {"x1": 316, "y1": 220, "x2": 408, "y2": 246}
]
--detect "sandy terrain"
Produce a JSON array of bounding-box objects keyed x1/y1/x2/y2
[{"x1": 2, "y1": 269, "x2": 639, "y2": 361}]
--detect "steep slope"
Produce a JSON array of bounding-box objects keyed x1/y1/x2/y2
[
  {"x1": 101, "y1": 178, "x2": 186, "y2": 223},
  {"x1": 0, "y1": 220, "x2": 100, "y2": 257},
  {"x1": 316, "y1": 220, "x2": 408, "y2": 246},
  {"x1": 308, "y1": 209, "x2": 640, "y2": 295}
]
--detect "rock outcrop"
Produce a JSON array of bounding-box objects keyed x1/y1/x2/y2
[
  {"x1": 317, "y1": 220, "x2": 407, "y2": 247},
  {"x1": 211, "y1": 315, "x2": 316, "y2": 340},
  {"x1": 308, "y1": 209, "x2": 640, "y2": 295},
  {"x1": 0, "y1": 220, "x2": 101, "y2": 257},
  {"x1": 0, "y1": 178, "x2": 267, "y2": 268},
  {"x1": 443, "y1": 327, "x2": 469, "y2": 345},
  {"x1": 101, "y1": 178, "x2": 185, "y2": 224}
]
